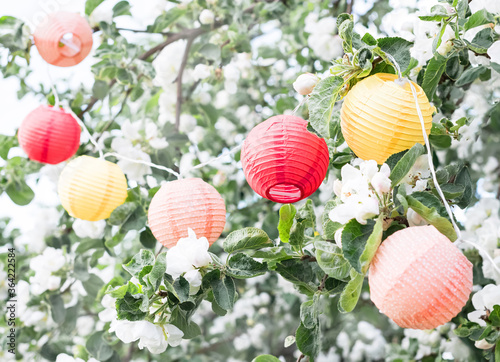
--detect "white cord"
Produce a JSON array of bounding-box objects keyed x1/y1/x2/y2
[
  {"x1": 103, "y1": 152, "x2": 181, "y2": 178},
  {"x1": 46, "y1": 64, "x2": 60, "y2": 108},
  {"x1": 404, "y1": 77, "x2": 500, "y2": 275},
  {"x1": 66, "y1": 107, "x2": 104, "y2": 159},
  {"x1": 179, "y1": 144, "x2": 242, "y2": 177}
]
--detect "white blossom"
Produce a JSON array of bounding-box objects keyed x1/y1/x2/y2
[
  {"x1": 475, "y1": 339, "x2": 495, "y2": 349},
  {"x1": 72, "y1": 219, "x2": 106, "y2": 239},
  {"x1": 199, "y1": 9, "x2": 215, "y2": 25},
  {"x1": 193, "y1": 64, "x2": 212, "y2": 81},
  {"x1": 467, "y1": 284, "x2": 500, "y2": 326},
  {"x1": 293, "y1": 73, "x2": 320, "y2": 95},
  {"x1": 111, "y1": 138, "x2": 151, "y2": 183},
  {"x1": 469, "y1": 0, "x2": 500, "y2": 14},
  {"x1": 166, "y1": 228, "x2": 212, "y2": 292},
  {"x1": 110, "y1": 320, "x2": 183, "y2": 354}
]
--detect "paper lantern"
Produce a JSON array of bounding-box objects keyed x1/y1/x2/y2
[
  {"x1": 58, "y1": 156, "x2": 128, "y2": 221},
  {"x1": 341, "y1": 73, "x2": 433, "y2": 164},
  {"x1": 369, "y1": 225, "x2": 472, "y2": 330},
  {"x1": 241, "y1": 115, "x2": 329, "y2": 203},
  {"x1": 33, "y1": 12, "x2": 93, "y2": 67},
  {"x1": 148, "y1": 178, "x2": 226, "y2": 248},
  {"x1": 18, "y1": 105, "x2": 81, "y2": 164}
]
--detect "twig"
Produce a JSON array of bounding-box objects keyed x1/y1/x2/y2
[
  {"x1": 175, "y1": 36, "x2": 195, "y2": 131},
  {"x1": 117, "y1": 27, "x2": 173, "y2": 35},
  {"x1": 346, "y1": 0, "x2": 354, "y2": 14},
  {"x1": 297, "y1": 353, "x2": 306, "y2": 362},
  {"x1": 318, "y1": 274, "x2": 328, "y2": 292},
  {"x1": 123, "y1": 343, "x2": 135, "y2": 362}
]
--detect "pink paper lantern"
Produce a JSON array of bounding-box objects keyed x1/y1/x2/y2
[
  {"x1": 148, "y1": 178, "x2": 226, "y2": 248},
  {"x1": 369, "y1": 225, "x2": 472, "y2": 329},
  {"x1": 33, "y1": 12, "x2": 93, "y2": 67},
  {"x1": 18, "y1": 105, "x2": 81, "y2": 164},
  {"x1": 241, "y1": 115, "x2": 330, "y2": 203}
]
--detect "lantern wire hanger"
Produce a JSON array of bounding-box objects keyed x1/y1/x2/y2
[{"x1": 385, "y1": 54, "x2": 500, "y2": 276}]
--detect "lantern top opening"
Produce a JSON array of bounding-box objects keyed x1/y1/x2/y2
[
  {"x1": 59, "y1": 33, "x2": 82, "y2": 57},
  {"x1": 267, "y1": 183, "x2": 303, "y2": 203}
]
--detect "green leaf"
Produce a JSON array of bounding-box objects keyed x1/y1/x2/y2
[
  {"x1": 464, "y1": 9, "x2": 495, "y2": 31},
  {"x1": 429, "y1": 134, "x2": 452, "y2": 149},
  {"x1": 139, "y1": 228, "x2": 157, "y2": 249},
  {"x1": 465, "y1": 28, "x2": 494, "y2": 54},
  {"x1": 148, "y1": 252, "x2": 166, "y2": 292},
  {"x1": 107, "y1": 281, "x2": 140, "y2": 299},
  {"x1": 226, "y1": 253, "x2": 267, "y2": 279},
  {"x1": 361, "y1": 33, "x2": 377, "y2": 46},
  {"x1": 116, "y1": 292, "x2": 148, "y2": 320},
  {"x1": 86, "y1": 331, "x2": 113, "y2": 361},
  {"x1": 169, "y1": 306, "x2": 202, "y2": 339},
  {"x1": 389, "y1": 143, "x2": 425, "y2": 186},
  {"x1": 437, "y1": 183, "x2": 465, "y2": 199},
  {"x1": 314, "y1": 240, "x2": 351, "y2": 281},
  {"x1": 296, "y1": 323, "x2": 320, "y2": 358},
  {"x1": 210, "y1": 274, "x2": 236, "y2": 310},
  {"x1": 300, "y1": 298, "x2": 319, "y2": 329},
  {"x1": 489, "y1": 305, "x2": 500, "y2": 327},
  {"x1": 377, "y1": 37, "x2": 413, "y2": 73},
  {"x1": 495, "y1": 339, "x2": 500, "y2": 362},
  {"x1": 422, "y1": 53, "x2": 447, "y2": 99},
  {"x1": 338, "y1": 269, "x2": 364, "y2": 313},
  {"x1": 173, "y1": 276, "x2": 190, "y2": 303},
  {"x1": 5, "y1": 181, "x2": 34, "y2": 206},
  {"x1": 48, "y1": 294, "x2": 66, "y2": 325},
  {"x1": 358, "y1": 215, "x2": 384, "y2": 274},
  {"x1": 454, "y1": 166, "x2": 473, "y2": 208},
  {"x1": 92, "y1": 80, "x2": 109, "y2": 100},
  {"x1": 252, "y1": 355, "x2": 281, "y2": 362},
  {"x1": 275, "y1": 259, "x2": 314, "y2": 286},
  {"x1": 308, "y1": 76, "x2": 344, "y2": 138},
  {"x1": 341, "y1": 219, "x2": 375, "y2": 273},
  {"x1": 406, "y1": 192, "x2": 457, "y2": 241},
  {"x1": 123, "y1": 249, "x2": 155, "y2": 277},
  {"x1": 85, "y1": 0, "x2": 105, "y2": 15},
  {"x1": 112, "y1": 1, "x2": 131, "y2": 17},
  {"x1": 199, "y1": 43, "x2": 221, "y2": 61},
  {"x1": 148, "y1": 8, "x2": 187, "y2": 33},
  {"x1": 455, "y1": 65, "x2": 488, "y2": 87},
  {"x1": 223, "y1": 227, "x2": 272, "y2": 254},
  {"x1": 278, "y1": 204, "x2": 296, "y2": 243}
]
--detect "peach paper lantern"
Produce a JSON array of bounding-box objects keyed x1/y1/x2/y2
[
  {"x1": 241, "y1": 115, "x2": 330, "y2": 203},
  {"x1": 33, "y1": 12, "x2": 93, "y2": 67},
  {"x1": 341, "y1": 73, "x2": 434, "y2": 164},
  {"x1": 148, "y1": 178, "x2": 226, "y2": 248},
  {"x1": 369, "y1": 225, "x2": 472, "y2": 330},
  {"x1": 18, "y1": 105, "x2": 81, "y2": 164},
  {"x1": 58, "y1": 156, "x2": 128, "y2": 221}
]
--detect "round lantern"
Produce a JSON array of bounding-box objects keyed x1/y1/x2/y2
[
  {"x1": 33, "y1": 12, "x2": 93, "y2": 67},
  {"x1": 340, "y1": 73, "x2": 434, "y2": 164},
  {"x1": 241, "y1": 115, "x2": 329, "y2": 203},
  {"x1": 18, "y1": 105, "x2": 81, "y2": 164},
  {"x1": 58, "y1": 156, "x2": 128, "y2": 221},
  {"x1": 369, "y1": 225, "x2": 472, "y2": 330},
  {"x1": 148, "y1": 178, "x2": 226, "y2": 248}
]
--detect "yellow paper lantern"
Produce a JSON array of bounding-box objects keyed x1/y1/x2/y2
[
  {"x1": 58, "y1": 156, "x2": 128, "y2": 221},
  {"x1": 340, "y1": 73, "x2": 433, "y2": 164}
]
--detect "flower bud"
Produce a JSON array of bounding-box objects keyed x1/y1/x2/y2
[
  {"x1": 293, "y1": 73, "x2": 320, "y2": 95},
  {"x1": 475, "y1": 339, "x2": 495, "y2": 350},
  {"x1": 371, "y1": 172, "x2": 391, "y2": 194}
]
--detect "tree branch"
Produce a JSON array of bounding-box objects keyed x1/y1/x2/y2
[
  {"x1": 346, "y1": 0, "x2": 355, "y2": 14},
  {"x1": 175, "y1": 36, "x2": 195, "y2": 131}
]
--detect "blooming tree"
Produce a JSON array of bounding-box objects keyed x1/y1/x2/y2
[{"x1": 1, "y1": 0, "x2": 500, "y2": 361}]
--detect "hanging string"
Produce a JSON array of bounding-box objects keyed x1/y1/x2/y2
[
  {"x1": 46, "y1": 63, "x2": 60, "y2": 108},
  {"x1": 180, "y1": 144, "x2": 242, "y2": 177},
  {"x1": 402, "y1": 72, "x2": 500, "y2": 276},
  {"x1": 292, "y1": 96, "x2": 307, "y2": 115},
  {"x1": 66, "y1": 106, "x2": 105, "y2": 159},
  {"x1": 103, "y1": 152, "x2": 181, "y2": 178}
]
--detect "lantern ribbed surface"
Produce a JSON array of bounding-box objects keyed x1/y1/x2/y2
[
  {"x1": 241, "y1": 115, "x2": 329, "y2": 203},
  {"x1": 341, "y1": 73, "x2": 433, "y2": 164},
  {"x1": 58, "y1": 156, "x2": 128, "y2": 221},
  {"x1": 369, "y1": 225, "x2": 472, "y2": 330},
  {"x1": 148, "y1": 178, "x2": 226, "y2": 248},
  {"x1": 33, "y1": 12, "x2": 93, "y2": 67},
  {"x1": 18, "y1": 105, "x2": 81, "y2": 165}
]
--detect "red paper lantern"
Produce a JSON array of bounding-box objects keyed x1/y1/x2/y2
[
  {"x1": 33, "y1": 12, "x2": 93, "y2": 67},
  {"x1": 148, "y1": 178, "x2": 226, "y2": 248},
  {"x1": 241, "y1": 115, "x2": 329, "y2": 203},
  {"x1": 18, "y1": 105, "x2": 81, "y2": 164},
  {"x1": 369, "y1": 225, "x2": 472, "y2": 330}
]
